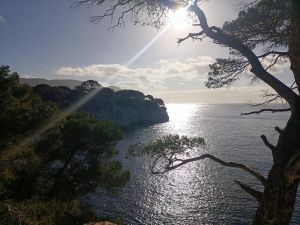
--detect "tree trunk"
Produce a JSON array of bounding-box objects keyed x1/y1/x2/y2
[
  {"x1": 253, "y1": 1, "x2": 300, "y2": 223},
  {"x1": 289, "y1": 0, "x2": 300, "y2": 92},
  {"x1": 253, "y1": 100, "x2": 300, "y2": 224}
]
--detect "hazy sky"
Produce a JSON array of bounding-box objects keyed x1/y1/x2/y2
[{"x1": 0, "y1": 0, "x2": 294, "y2": 103}]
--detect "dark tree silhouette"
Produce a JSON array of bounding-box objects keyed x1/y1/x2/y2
[
  {"x1": 154, "y1": 98, "x2": 165, "y2": 106},
  {"x1": 33, "y1": 84, "x2": 75, "y2": 108},
  {"x1": 116, "y1": 89, "x2": 145, "y2": 99},
  {"x1": 75, "y1": 0, "x2": 300, "y2": 224},
  {"x1": 0, "y1": 67, "x2": 130, "y2": 225},
  {"x1": 145, "y1": 95, "x2": 154, "y2": 101},
  {"x1": 75, "y1": 80, "x2": 101, "y2": 94}
]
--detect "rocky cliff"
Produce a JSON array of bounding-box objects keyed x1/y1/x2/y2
[
  {"x1": 33, "y1": 81, "x2": 169, "y2": 127},
  {"x1": 84, "y1": 90, "x2": 169, "y2": 127}
]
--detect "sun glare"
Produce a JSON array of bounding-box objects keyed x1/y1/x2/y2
[{"x1": 167, "y1": 8, "x2": 189, "y2": 29}]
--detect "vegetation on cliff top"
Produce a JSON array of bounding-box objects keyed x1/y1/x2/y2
[{"x1": 33, "y1": 80, "x2": 169, "y2": 127}]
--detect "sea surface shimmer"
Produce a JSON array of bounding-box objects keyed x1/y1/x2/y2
[{"x1": 88, "y1": 104, "x2": 299, "y2": 225}]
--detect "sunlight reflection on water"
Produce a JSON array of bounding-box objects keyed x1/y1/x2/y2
[
  {"x1": 88, "y1": 104, "x2": 299, "y2": 225},
  {"x1": 167, "y1": 104, "x2": 200, "y2": 122}
]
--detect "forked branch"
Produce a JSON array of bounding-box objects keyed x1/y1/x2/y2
[
  {"x1": 235, "y1": 180, "x2": 263, "y2": 202},
  {"x1": 260, "y1": 135, "x2": 277, "y2": 153},
  {"x1": 155, "y1": 153, "x2": 267, "y2": 187},
  {"x1": 275, "y1": 126, "x2": 284, "y2": 134},
  {"x1": 128, "y1": 135, "x2": 267, "y2": 187},
  {"x1": 250, "y1": 82, "x2": 296, "y2": 107}
]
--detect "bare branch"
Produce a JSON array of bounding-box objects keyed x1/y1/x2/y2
[
  {"x1": 275, "y1": 126, "x2": 284, "y2": 134},
  {"x1": 250, "y1": 81, "x2": 296, "y2": 107},
  {"x1": 264, "y1": 54, "x2": 283, "y2": 71},
  {"x1": 250, "y1": 95, "x2": 283, "y2": 107},
  {"x1": 156, "y1": 153, "x2": 267, "y2": 187},
  {"x1": 235, "y1": 180, "x2": 263, "y2": 202},
  {"x1": 260, "y1": 135, "x2": 277, "y2": 152},
  {"x1": 177, "y1": 30, "x2": 205, "y2": 44},
  {"x1": 241, "y1": 108, "x2": 291, "y2": 115},
  {"x1": 257, "y1": 51, "x2": 289, "y2": 58},
  {"x1": 73, "y1": 0, "x2": 173, "y2": 29}
]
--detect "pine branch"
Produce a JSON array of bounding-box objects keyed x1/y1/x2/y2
[
  {"x1": 235, "y1": 180, "x2": 263, "y2": 202},
  {"x1": 241, "y1": 108, "x2": 291, "y2": 115},
  {"x1": 189, "y1": 4, "x2": 298, "y2": 108},
  {"x1": 154, "y1": 153, "x2": 267, "y2": 187}
]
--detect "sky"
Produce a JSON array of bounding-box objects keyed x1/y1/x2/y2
[{"x1": 0, "y1": 0, "x2": 294, "y2": 103}]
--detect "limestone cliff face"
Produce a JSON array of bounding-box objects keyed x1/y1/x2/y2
[
  {"x1": 93, "y1": 99, "x2": 169, "y2": 127},
  {"x1": 79, "y1": 89, "x2": 169, "y2": 127},
  {"x1": 33, "y1": 84, "x2": 169, "y2": 127}
]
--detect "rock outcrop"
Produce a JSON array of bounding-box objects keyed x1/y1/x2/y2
[
  {"x1": 85, "y1": 89, "x2": 169, "y2": 127},
  {"x1": 33, "y1": 81, "x2": 169, "y2": 127}
]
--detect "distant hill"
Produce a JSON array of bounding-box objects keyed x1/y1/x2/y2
[
  {"x1": 20, "y1": 78, "x2": 82, "y2": 89},
  {"x1": 20, "y1": 78, "x2": 122, "y2": 91}
]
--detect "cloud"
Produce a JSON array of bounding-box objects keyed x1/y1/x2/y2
[
  {"x1": 0, "y1": 16, "x2": 5, "y2": 24},
  {"x1": 55, "y1": 56, "x2": 215, "y2": 91}
]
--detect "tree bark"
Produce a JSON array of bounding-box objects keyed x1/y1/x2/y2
[
  {"x1": 253, "y1": 2, "x2": 300, "y2": 222},
  {"x1": 253, "y1": 99, "x2": 300, "y2": 224},
  {"x1": 188, "y1": 2, "x2": 300, "y2": 223},
  {"x1": 289, "y1": 0, "x2": 300, "y2": 93},
  {"x1": 253, "y1": 0, "x2": 300, "y2": 221}
]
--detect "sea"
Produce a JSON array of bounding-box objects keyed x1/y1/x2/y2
[{"x1": 87, "y1": 104, "x2": 300, "y2": 225}]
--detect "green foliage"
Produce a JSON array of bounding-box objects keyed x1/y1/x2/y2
[
  {"x1": 0, "y1": 66, "x2": 58, "y2": 149},
  {"x1": 33, "y1": 82, "x2": 168, "y2": 127},
  {"x1": 0, "y1": 113, "x2": 130, "y2": 223},
  {"x1": 33, "y1": 84, "x2": 75, "y2": 108},
  {"x1": 207, "y1": 0, "x2": 291, "y2": 88},
  {"x1": 128, "y1": 135, "x2": 205, "y2": 173},
  {"x1": 223, "y1": 0, "x2": 291, "y2": 50},
  {"x1": 75, "y1": 80, "x2": 101, "y2": 95},
  {"x1": 206, "y1": 58, "x2": 246, "y2": 88},
  {"x1": 116, "y1": 89, "x2": 145, "y2": 100},
  {"x1": 0, "y1": 66, "x2": 130, "y2": 224},
  {"x1": 128, "y1": 134, "x2": 205, "y2": 157},
  {"x1": 34, "y1": 113, "x2": 129, "y2": 199},
  {"x1": 34, "y1": 81, "x2": 163, "y2": 111},
  {"x1": 0, "y1": 198, "x2": 103, "y2": 225}
]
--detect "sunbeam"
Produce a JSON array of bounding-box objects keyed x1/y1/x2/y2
[
  {"x1": 14, "y1": 2, "x2": 193, "y2": 150},
  {"x1": 125, "y1": 25, "x2": 170, "y2": 67}
]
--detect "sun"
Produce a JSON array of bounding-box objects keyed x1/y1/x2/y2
[{"x1": 167, "y1": 8, "x2": 189, "y2": 29}]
